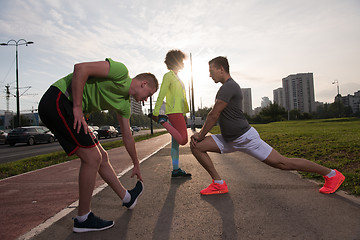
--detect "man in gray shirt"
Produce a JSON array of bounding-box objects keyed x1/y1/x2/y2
[{"x1": 190, "y1": 56, "x2": 345, "y2": 195}]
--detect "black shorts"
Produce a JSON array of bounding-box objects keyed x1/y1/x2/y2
[{"x1": 38, "y1": 86, "x2": 99, "y2": 156}]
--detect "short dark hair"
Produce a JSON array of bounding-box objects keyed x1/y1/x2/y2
[
  {"x1": 209, "y1": 56, "x2": 229, "y2": 73},
  {"x1": 134, "y1": 73, "x2": 159, "y2": 91},
  {"x1": 164, "y1": 49, "x2": 186, "y2": 70}
]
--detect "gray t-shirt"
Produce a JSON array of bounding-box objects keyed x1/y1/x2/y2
[{"x1": 216, "y1": 78, "x2": 251, "y2": 141}]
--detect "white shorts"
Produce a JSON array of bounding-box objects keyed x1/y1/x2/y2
[{"x1": 211, "y1": 127, "x2": 273, "y2": 161}]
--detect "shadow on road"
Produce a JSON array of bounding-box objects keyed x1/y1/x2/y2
[
  {"x1": 200, "y1": 194, "x2": 238, "y2": 239},
  {"x1": 152, "y1": 177, "x2": 191, "y2": 240}
]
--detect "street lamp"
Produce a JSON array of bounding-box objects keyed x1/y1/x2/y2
[
  {"x1": 332, "y1": 80, "x2": 340, "y2": 96},
  {"x1": 1, "y1": 39, "x2": 34, "y2": 127}
]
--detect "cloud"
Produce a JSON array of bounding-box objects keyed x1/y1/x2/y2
[{"x1": 1, "y1": 0, "x2": 359, "y2": 112}]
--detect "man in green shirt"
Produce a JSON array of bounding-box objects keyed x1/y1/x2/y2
[{"x1": 38, "y1": 58, "x2": 158, "y2": 233}]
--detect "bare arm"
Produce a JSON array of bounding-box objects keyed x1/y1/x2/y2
[
  {"x1": 72, "y1": 61, "x2": 110, "y2": 134},
  {"x1": 191, "y1": 99, "x2": 228, "y2": 144},
  {"x1": 117, "y1": 114, "x2": 142, "y2": 181}
]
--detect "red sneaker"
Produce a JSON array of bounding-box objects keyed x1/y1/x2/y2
[
  {"x1": 200, "y1": 180, "x2": 228, "y2": 195},
  {"x1": 319, "y1": 169, "x2": 345, "y2": 194}
]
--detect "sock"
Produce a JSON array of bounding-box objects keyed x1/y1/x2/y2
[
  {"x1": 76, "y1": 211, "x2": 91, "y2": 223},
  {"x1": 123, "y1": 190, "x2": 131, "y2": 203},
  {"x1": 171, "y1": 137, "x2": 179, "y2": 170},
  {"x1": 326, "y1": 169, "x2": 336, "y2": 178},
  {"x1": 214, "y1": 180, "x2": 224, "y2": 185}
]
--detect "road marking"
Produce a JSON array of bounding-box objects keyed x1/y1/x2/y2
[{"x1": 17, "y1": 141, "x2": 170, "y2": 240}]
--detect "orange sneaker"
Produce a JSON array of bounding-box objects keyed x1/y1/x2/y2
[
  {"x1": 319, "y1": 169, "x2": 345, "y2": 194},
  {"x1": 200, "y1": 180, "x2": 228, "y2": 195}
]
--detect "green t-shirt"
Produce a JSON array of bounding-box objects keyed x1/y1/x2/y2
[{"x1": 52, "y1": 58, "x2": 132, "y2": 118}]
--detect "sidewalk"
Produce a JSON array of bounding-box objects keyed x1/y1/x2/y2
[
  {"x1": 2, "y1": 131, "x2": 360, "y2": 240},
  {"x1": 0, "y1": 133, "x2": 171, "y2": 240}
]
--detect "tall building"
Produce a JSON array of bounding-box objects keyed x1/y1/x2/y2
[
  {"x1": 282, "y1": 73, "x2": 315, "y2": 113},
  {"x1": 273, "y1": 87, "x2": 285, "y2": 108},
  {"x1": 130, "y1": 96, "x2": 143, "y2": 115},
  {"x1": 241, "y1": 88, "x2": 253, "y2": 115},
  {"x1": 340, "y1": 90, "x2": 360, "y2": 114},
  {"x1": 261, "y1": 96, "x2": 271, "y2": 108}
]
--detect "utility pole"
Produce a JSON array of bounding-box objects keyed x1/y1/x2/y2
[
  {"x1": 149, "y1": 96, "x2": 153, "y2": 134},
  {"x1": 5, "y1": 85, "x2": 10, "y2": 112},
  {"x1": 1, "y1": 39, "x2": 34, "y2": 127},
  {"x1": 190, "y1": 53, "x2": 195, "y2": 131}
]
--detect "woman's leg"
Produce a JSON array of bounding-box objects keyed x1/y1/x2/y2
[
  {"x1": 171, "y1": 136, "x2": 180, "y2": 170},
  {"x1": 161, "y1": 113, "x2": 188, "y2": 145}
]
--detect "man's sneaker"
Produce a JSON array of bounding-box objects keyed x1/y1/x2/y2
[
  {"x1": 147, "y1": 113, "x2": 168, "y2": 124},
  {"x1": 171, "y1": 168, "x2": 192, "y2": 178},
  {"x1": 200, "y1": 180, "x2": 228, "y2": 195},
  {"x1": 73, "y1": 212, "x2": 114, "y2": 233},
  {"x1": 319, "y1": 169, "x2": 345, "y2": 194},
  {"x1": 123, "y1": 181, "x2": 144, "y2": 209}
]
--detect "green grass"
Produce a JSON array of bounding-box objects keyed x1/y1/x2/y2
[
  {"x1": 0, "y1": 131, "x2": 167, "y2": 180},
  {"x1": 210, "y1": 118, "x2": 360, "y2": 196}
]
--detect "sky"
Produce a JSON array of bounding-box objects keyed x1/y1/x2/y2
[{"x1": 1, "y1": 0, "x2": 359, "y2": 115}]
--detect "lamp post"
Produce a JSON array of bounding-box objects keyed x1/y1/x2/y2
[
  {"x1": 1, "y1": 39, "x2": 34, "y2": 127},
  {"x1": 332, "y1": 80, "x2": 340, "y2": 96},
  {"x1": 332, "y1": 80, "x2": 340, "y2": 102},
  {"x1": 190, "y1": 53, "x2": 195, "y2": 131}
]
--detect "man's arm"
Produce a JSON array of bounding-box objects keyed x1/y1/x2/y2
[
  {"x1": 117, "y1": 114, "x2": 142, "y2": 181},
  {"x1": 72, "y1": 61, "x2": 110, "y2": 134},
  {"x1": 194, "y1": 99, "x2": 228, "y2": 141}
]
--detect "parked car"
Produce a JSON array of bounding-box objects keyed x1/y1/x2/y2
[
  {"x1": 97, "y1": 125, "x2": 118, "y2": 139},
  {"x1": 131, "y1": 126, "x2": 140, "y2": 132},
  {"x1": 117, "y1": 126, "x2": 134, "y2": 136},
  {"x1": 89, "y1": 125, "x2": 99, "y2": 131},
  {"x1": 88, "y1": 126, "x2": 98, "y2": 140},
  {"x1": 7, "y1": 126, "x2": 55, "y2": 146},
  {"x1": 0, "y1": 130, "x2": 8, "y2": 144}
]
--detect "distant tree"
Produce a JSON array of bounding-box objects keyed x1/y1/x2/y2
[
  {"x1": 88, "y1": 111, "x2": 106, "y2": 126},
  {"x1": 195, "y1": 106, "x2": 212, "y2": 120},
  {"x1": 259, "y1": 103, "x2": 287, "y2": 122}
]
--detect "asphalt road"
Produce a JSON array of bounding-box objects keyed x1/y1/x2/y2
[
  {"x1": 0, "y1": 129, "x2": 160, "y2": 164},
  {"x1": 28, "y1": 142, "x2": 360, "y2": 240}
]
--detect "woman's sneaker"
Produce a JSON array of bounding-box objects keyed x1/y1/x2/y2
[
  {"x1": 123, "y1": 181, "x2": 144, "y2": 209},
  {"x1": 73, "y1": 212, "x2": 114, "y2": 233},
  {"x1": 171, "y1": 168, "x2": 192, "y2": 178},
  {"x1": 147, "y1": 113, "x2": 168, "y2": 123}
]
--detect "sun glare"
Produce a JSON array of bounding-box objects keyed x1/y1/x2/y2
[
  {"x1": 178, "y1": 56, "x2": 216, "y2": 109},
  {"x1": 178, "y1": 58, "x2": 210, "y2": 88}
]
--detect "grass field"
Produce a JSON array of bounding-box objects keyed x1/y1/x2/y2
[
  {"x1": 211, "y1": 118, "x2": 360, "y2": 196},
  {"x1": 0, "y1": 131, "x2": 167, "y2": 180},
  {"x1": 2, "y1": 119, "x2": 359, "y2": 196}
]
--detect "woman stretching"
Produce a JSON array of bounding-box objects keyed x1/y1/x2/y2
[{"x1": 150, "y1": 49, "x2": 191, "y2": 178}]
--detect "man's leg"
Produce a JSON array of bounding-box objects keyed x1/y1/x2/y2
[
  {"x1": 96, "y1": 144, "x2": 127, "y2": 199},
  {"x1": 190, "y1": 136, "x2": 221, "y2": 180},
  {"x1": 263, "y1": 149, "x2": 345, "y2": 194},
  {"x1": 75, "y1": 146, "x2": 103, "y2": 216},
  {"x1": 73, "y1": 146, "x2": 114, "y2": 233},
  {"x1": 191, "y1": 136, "x2": 228, "y2": 195},
  {"x1": 263, "y1": 149, "x2": 331, "y2": 175},
  {"x1": 96, "y1": 144, "x2": 143, "y2": 209}
]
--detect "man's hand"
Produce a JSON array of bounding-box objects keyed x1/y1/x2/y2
[
  {"x1": 73, "y1": 106, "x2": 88, "y2": 134},
  {"x1": 131, "y1": 165, "x2": 143, "y2": 181},
  {"x1": 191, "y1": 132, "x2": 204, "y2": 148}
]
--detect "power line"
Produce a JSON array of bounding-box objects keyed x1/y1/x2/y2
[{"x1": 0, "y1": 56, "x2": 16, "y2": 86}]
